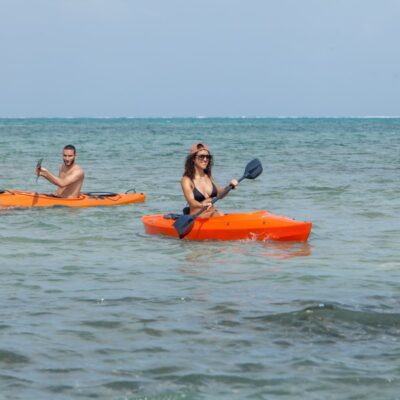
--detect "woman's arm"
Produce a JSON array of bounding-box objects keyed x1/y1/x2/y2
[{"x1": 215, "y1": 178, "x2": 239, "y2": 198}]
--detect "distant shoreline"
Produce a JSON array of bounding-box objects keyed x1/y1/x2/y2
[{"x1": 1, "y1": 116, "x2": 400, "y2": 120}]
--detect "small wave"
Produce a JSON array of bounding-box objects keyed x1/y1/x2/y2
[
  {"x1": 378, "y1": 261, "x2": 400, "y2": 270},
  {"x1": 46, "y1": 384, "x2": 75, "y2": 393},
  {"x1": 81, "y1": 320, "x2": 123, "y2": 329},
  {"x1": 305, "y1": 185, "x2": 350, "y2": 194},
  {"x1": 305, "y1": 304, "x2": 400, "y2": 328},
  {"x1": 133, "y1": 346, "x2": 168, "y2": 354},
  {"x1": 173, "y1": 372, "x2": 275, "y2": 386},
  {"x1": 75, "y1": 295, "x2": 146, "y2": 305},
  {"x1": 40, "y1": 367, "x2": 84, "y2": 374},
  {"x1": 246, "y1": 303, "x2": 400, "y2": 338},
  {"x1": 103, "y1": 380, "x2": 140, "y2": 390},
  {"x1": 356, "y1": 211, "x2": 388, "y2": 218},
  {"x1": 0, "y1": 349, "x2": 30, "y2": 364}
]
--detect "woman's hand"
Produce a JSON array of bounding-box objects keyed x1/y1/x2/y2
[
  {"x1": 201, "y1": 198, "x2": 213, "y2": 210},
  {"x1": 230, "y1": 179, "x2": 239, "y2": 189}
]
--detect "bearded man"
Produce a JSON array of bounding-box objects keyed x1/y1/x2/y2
[{"x1": 36, "y1": 144, "x2": 85, "y2": 198}]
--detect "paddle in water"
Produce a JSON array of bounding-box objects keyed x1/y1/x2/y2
[
  {"x1": 173, "y1": 158, "x2": 263, "y2": 239},
  {"x1": 35, "y1": 158, "x2": 43, "y2": 183}
]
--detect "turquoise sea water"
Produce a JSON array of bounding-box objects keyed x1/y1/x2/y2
[{"x1": 0, "y1": 118, "x2": 399, "y2": 399}]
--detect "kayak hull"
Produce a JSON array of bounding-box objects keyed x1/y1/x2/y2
[
  {"x1": 142, "y1": 210, "x2": 312, "y2": 241},
  {"x1": 0, "y1": 190, "x2": 146, "y2": 208}
]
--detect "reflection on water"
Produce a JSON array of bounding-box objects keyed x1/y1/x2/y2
[
  {"x1": 261, "y1": 241, "x2": 312, "y2": 260},
  {"x1": 182, "y1": 240, "x2": 312, "y2": 267}
]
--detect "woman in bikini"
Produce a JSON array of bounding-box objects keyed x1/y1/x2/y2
[{"x1": 181, "y1": 143, "x2": 238, "y2": 217}]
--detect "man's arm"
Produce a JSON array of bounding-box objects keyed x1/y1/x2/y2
[{"x1": 38, "y1": 167, "x2": 84, "y2": 188}]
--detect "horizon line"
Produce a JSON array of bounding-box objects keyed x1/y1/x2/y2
[{"x1": 1, "y1": 115, "x2": 400, "y2": 119}]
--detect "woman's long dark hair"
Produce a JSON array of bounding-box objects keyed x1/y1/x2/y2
[{"x1": 183, "y1": 153, "x2": 214, "y2": 180}]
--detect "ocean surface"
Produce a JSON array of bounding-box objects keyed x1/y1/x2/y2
[{"x1": 0, "y1": 118, "x2": 399, "y2": 400}]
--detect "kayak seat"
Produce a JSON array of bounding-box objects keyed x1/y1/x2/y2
[
  {"x1": 163, "y1": 213, "x2": 182, "y2": 220},
  {"x1": 182, "y1": 206, "x2": 190, "y2": 215}
]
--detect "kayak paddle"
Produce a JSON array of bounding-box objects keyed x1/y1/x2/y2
[
  {"x1": 35, "y1": 158, "x2": 43, "y2": 183},
  {"x1": 173, "y1": 158, "x2": 263, "y2": 239}
]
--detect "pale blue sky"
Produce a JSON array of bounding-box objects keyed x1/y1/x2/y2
[{"x1": 1, "y1": 0, "x2": 399, "y2": 117}]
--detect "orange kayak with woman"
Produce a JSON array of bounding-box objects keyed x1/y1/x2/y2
[{"x1": 142, "y1": 144, "x2": 312, "y2": 241}]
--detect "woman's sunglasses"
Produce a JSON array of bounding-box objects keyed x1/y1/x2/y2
[{"x1": 196, "y1": 154, "x2": 212, "y2": 161}]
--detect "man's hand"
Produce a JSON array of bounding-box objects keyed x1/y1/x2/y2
[
  {"x1": 35, "y1": 158, "x2": 43, "y2": 178},
  {"x1": 36, "y1": 166, "x2": 49, "y2": 177}
]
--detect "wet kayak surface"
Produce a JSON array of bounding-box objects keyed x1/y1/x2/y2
[
  {"x1": 142, "y1": 210, "x2": 312, "y2": 241},
  {"x1": 0, "y1": 189, "x2": 146, "y2": 208}
]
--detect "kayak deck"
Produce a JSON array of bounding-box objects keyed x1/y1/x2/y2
[
  {"x1": 142, "y1": 210, "x2": 312, "y2": 241},
  {"x1": 0, "y1": 189, "x2": 146, "y2": 208}
]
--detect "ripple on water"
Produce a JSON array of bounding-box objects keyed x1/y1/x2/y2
[{"x1": 0, "y1": 349, "x2": 30, "y2": 364}]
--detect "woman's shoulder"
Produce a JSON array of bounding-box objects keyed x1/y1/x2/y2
[{"x1": 181, "y1": 175, "x2": 193, "y2": 186}]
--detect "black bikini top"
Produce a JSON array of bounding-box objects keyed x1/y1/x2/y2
[{"x1": 193, "y1": 181, "x2": 218, "y2": 202}]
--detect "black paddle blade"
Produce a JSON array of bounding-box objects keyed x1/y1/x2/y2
[
  {"x1": 243, "y1": 158, "x2": 263, "y2": 180},
  {"x1": 173, "y1": 214, "x2": 196, "y2": 239}
]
